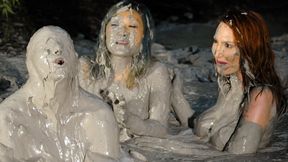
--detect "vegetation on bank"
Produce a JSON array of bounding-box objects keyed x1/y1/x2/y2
[{"x1": 0, "y1": 0, "x2": 20, "y2": 18}]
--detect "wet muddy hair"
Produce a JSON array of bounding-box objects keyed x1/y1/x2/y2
[
  {"x1": 93, "y1": 0, "x2": 154, "y2": 89},
  {"x1": 220, "y1": 8, "x2": 287, "y2": 117}
]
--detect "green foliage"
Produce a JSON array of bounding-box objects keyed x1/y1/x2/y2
[{"x1": 0, "y1": 0, "x2": 20, "y2": 18}]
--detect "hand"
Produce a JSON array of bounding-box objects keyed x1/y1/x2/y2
[
  {"x1": 124, "y1": 113, "x2": 140, "y2": 131},
  {"x1": 217, "y1": 74, "x2": 243, "y2": 112},
  {"x1": 99, "y1": 89, "x2": 127, "y2": 126},
  {"x1": 209, "y1": 74, "x2": 244, "y2": 142},
  {"x1": 228, "y1": 74, "x2": 243, "y2": 96}
]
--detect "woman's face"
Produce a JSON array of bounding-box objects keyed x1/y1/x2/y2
[
  {"x1": 30, "y1": 36, "x2": 76, "y2": 81},
  {"x1": 212, "y1": 22, "x2": 241, "y2": 76},
  {"x1": 106, "y1": 9, "x2": 144, "y2": 57}
]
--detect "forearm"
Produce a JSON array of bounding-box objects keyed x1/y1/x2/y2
[
  {"x1": 126, "y1": 114, "x2": 167, "y2": 138},
  {"x1": 171, "y1": 69, "x2": 194, "y2": 127},
  {"x1": 228, "y1": 120, "x2": 263, "y2": 154},
  {"x1": 85, "y1": 151, "x2": 118, "y2": 162},
  {"x1": 171, "y1": 89, "x2": 194, "y2": 127}
]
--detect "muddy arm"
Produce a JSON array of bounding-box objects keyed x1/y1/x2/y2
[
  {"x1": 125, "y1": 63, "x2": 171, "y2": 138},
  {"x1": 195, "y1": 75, "x2": 243, "y2": 138},
  {"x1": 148, "y1": 63, "x2": 171, "y2": 137},
  {"x1": 125, "y1": 114, "x2": 168, "y2": 138},
  {"x1": 82, "y1": 108, "x2": 120, "y2": 160},
  {"x1": 78, "y1": 56, "x2": 99, "y2": 95},
  {"x1": 0, "y1": 108, "x2": 18, "y2": 161},
  {"x1": 228, "y1": 120, "x2": 263, "y2": 154},
  {"x1": 228, "y1": 87, "x2": 275, "y2": 154},
  {"x1": 85, "y1": 151, "x2": 118, "y2": 162},
  {"x1": 171, "y1": 69, "x2": 194, "y2": 127}
]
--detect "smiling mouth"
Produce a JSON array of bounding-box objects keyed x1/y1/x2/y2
[{"x1": 116, "y1": 40, "x2": 129, "y2": 45}]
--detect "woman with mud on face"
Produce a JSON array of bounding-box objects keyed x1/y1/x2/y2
[
  {"x1": 0, "y1": 26, "x2": 120, "y2": 161},
  {"x1": 79, "y1": 0, "x2": 194, "y2": 142},
  {"x1": 194, "y1": 9, "x2": 287, "y2": 154}
]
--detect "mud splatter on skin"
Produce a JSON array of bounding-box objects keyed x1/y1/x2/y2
[
  {"x1": 0, "y1": 26, "x2": 120, "y2": 161},
  {"x1": 212, "y1": 22, "x2": 241, "y2": 77},
  {"x1": 79, "y1": 2, "x2": 193, "y2": 145}
]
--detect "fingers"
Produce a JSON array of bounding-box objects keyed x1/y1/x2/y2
[
  {"x1": 99, "y1": 89, "x2": 113, "y2": 108},
  {"x1": 229, "y1": 74, "x2": 242, "y2": 92},
  {"x1": 99, "y1": 89, "x2": 127, "y2": 125}
]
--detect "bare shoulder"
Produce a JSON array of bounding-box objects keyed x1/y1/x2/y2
[
  {"x1": 79, "y1": 89, "x2": 113, "y2": 116},
  {"x1": 0, "y1": 92, "x2": 23, "y2": 147},
  {"x1": 79, "y1": 90, "x2": 118, "y2": 130},
  {"x1": 248, "y1": 87, "x2": 274, "y2": 110},
  {"x1": 0, "y1": 90, "x2": 26, "y2": 114},
  {"x1": 79, "y1": 92, "x2": 119, "y2": 160},
  {"x1": 244, "y1": 87, "x2": 275, "y2": 128},
  {"x1": 146, "y1": 61, "x2": 170, "y2": 80}
]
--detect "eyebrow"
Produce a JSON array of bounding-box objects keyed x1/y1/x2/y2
[
  {"x1": 213, "y1": 37, "x2": 235, "y2": 44},
  {"x1": 223, "y1": 41, "x2": 235, "y2": 44}
]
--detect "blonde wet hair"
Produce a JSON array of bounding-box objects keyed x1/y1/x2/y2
[{"x1": 92, "y1": 0, "x2": 154, "y2": 89}]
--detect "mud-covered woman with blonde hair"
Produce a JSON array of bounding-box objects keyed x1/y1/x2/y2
[{"x1": 79, "y1": 0, "x2": 193, "y2": 142}]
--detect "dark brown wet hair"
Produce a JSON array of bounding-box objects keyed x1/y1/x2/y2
[{"x1": 220, "y1": 9, "x2": 287, "y2": 117}]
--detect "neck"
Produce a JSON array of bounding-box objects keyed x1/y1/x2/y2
[
  {"x1": 111, "y1": 55, "x2": 132, "y2": 80},
  {"x1": 236, "y1": 70, "x2": 243, "y2": 82},
  {"x1": 26, "y1": 77, "x2": 74, "y2": 114},
  {"x1": 111, "y1": 55, "x2": 132, "y2": 73}
]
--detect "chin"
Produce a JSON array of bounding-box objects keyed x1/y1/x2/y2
[
  {"x1": 48, "y1": 69, "x2": 68, "y2": 81},
  {"x1": 217, "y1": 70, "x2": 232, "y2": 77},
  {"x1": 113, "y1": 51, "x2": 133, "y2": 57},
  {"x1": 216, "y1": 66, "x2": 239, "y2": 76}
]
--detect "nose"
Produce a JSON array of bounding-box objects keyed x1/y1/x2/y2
[
  {"x1": 54, "y1": 57, "x2": 65, "y2": 65},
  {"x1": 123, "y1": 32, "x2": 128, "y2": 38},
  {"x1": 119, "y1": 26, "x2": 129, "y2": 38},
  {"x1": 213, "y1": 44, "x2": 223, "y2": 58},
  {"x1": 54, "y1": 49, "x2": 61, "y2": 55}
]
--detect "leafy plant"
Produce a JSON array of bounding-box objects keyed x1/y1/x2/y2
[{"x1": 0, "y1": 0, "x2": 20, "y2": 18}]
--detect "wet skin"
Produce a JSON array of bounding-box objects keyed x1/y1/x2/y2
[
  {"x1": 212, "y1": 22, "x2": 276, "y2": 129},
  {"x1": 0, "y1": 26, "x2": 120, "y2": 161},
  {"x1": 106, "y1": 10, "x2": 144, "y2": 57},
  {"x1": 212, "y1": 22, "x2": 241, "y2": 78},
  {"x1": 79, "y1": 7, "x2": 193, "y2": 142},
  {"x1": 195, "y1": 21, "x2": 277, "y2": 154}
]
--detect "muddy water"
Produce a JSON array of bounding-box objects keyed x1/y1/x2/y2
[
  {"x1": 1, "y1": 25, "x2": 288, "y2": 161},
  {"x1": 122, "y1": 80, "x2": 288, "y2": 162}
]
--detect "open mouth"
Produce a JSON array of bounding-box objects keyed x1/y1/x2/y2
[{"x1": 54, "y1": 57, "x2": 65, "y2": 66}]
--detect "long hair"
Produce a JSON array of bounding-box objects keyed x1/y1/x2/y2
[
  {"x1": 220, "y1": 9, "x2": 287, "y2": 117},
  {"x1": 93, "y1": 0, "x2": 154, "y2": 89}
]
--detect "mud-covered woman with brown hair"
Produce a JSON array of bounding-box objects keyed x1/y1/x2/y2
[{"x1": 194, "y1": 9, "x2": 287, "y2": 154}]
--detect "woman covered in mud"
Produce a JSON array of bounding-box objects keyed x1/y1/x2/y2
[
  {"x1": 0, "y1": 26, "x2": 120, "y2": 161},
  {"x1": 79, "y1": 0, "x2": 193, "y2": 142},
  {"x1": 194, "y1": 9, "x2": 287, "y2": 154}
]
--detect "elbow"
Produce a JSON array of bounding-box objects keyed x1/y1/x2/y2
[
  {"x1": 228, "y1": 143, "x2": 258, "y2": 154},
  {"x1": 131, "y1": 120, "x2": 168, "y2": 138},
  {"x1": 194, "y1": 119, "x2": 211, "y2": 137}
]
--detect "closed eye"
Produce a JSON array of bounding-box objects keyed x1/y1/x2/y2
[
  {"x1": 111, "y1": 23, "x2": 119, "y2": 27},
  {"x1": 129, "y1": 25, "x2": 137, "y2": 28}
]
